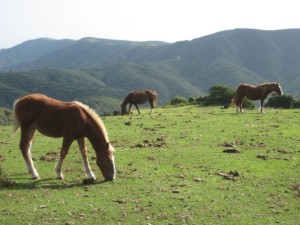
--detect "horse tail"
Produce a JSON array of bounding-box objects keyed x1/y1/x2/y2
[
  {"x1": 231, "y1": 94, "x2": 237, "y2": 107},
  {"x1": 12, "y1": 99, "x2": 20, "y2": 133},
  {"x1": 153, "y1": 90, "x2": 158, "y2": 107}
]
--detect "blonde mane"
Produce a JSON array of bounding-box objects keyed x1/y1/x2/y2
[{"x1": 73, "y1": 101, "x2": 109, "y2": 142}]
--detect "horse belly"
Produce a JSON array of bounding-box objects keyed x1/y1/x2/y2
[
  {"x1": 35, "y1": 110, "x2": 73, "y2": 138},
  {"x1": 36, "y1": 121, "x2": 64, "y2": 138},
  {"x1": 134, "y1": 96, "x2": 148, "y2": 104},
  {"x1": 246, "y1": 92, "x2": 261, "y2": 101}
]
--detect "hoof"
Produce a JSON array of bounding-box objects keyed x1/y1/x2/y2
[
  {"x1": 82, "y1": 177, "x2": 96, "y2": 185},
  {"x1": 31, "y1": 176, "x2": 40, "y2": 180},
  {"x1": 104, "y1": 176, "x2": 115, "y2": 182}
]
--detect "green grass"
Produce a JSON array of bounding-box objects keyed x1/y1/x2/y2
[{"x1": 0, "y1": 106, "x2": 299, "y2": 224}]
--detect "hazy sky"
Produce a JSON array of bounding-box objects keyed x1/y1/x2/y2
[{"x1": 0, "y1": 0, "x2": 299, "y2": 49}]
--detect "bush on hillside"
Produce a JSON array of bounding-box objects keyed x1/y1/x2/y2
[
  {"x1": 265, "y1": 94, "x2": 294, "y2": 109},
  {"x1": 242, "y1": 98, "x2": 255, "y2": 110},
  {"x1": 0, "y1": 108, "x2": 13, "y2": 126},
  {"x1": 292, "y1": 99, "x2": 300, "y2": 108},
  {"x1": 188, "y1": 97, "x2": 196, "y2": 104},
  {"x1": 196, "y1": 85, "x2": 236, "y2": 106},
  {"x1": 170, "y1": 96, "x2": 187, "y2": 105}
]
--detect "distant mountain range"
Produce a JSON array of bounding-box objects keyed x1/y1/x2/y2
[{"x1": 1, "y1": 28, "x2": 300, "y2": 114}]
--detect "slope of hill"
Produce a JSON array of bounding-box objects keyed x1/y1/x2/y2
[
  {"x1": 12, "y1": 38, "x2": 168, "y2": 70},
  {"x1": 0, "y1": 66, "x2": 201, "y2": 114},
  {"x1": 0, "y1": 68, "x2": 125, "y2": 113},
  {"x1": 0, "y1": 38, "x2": 74, "y2": 70},
  {"x1": 1, "y1": 29, "x2": 300, "y2": 112}
]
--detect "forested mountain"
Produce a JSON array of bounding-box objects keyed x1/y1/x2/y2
[
  {"x1": 0, "y1": 38, "x2": 74, "y2": 70},
  {"x1": 1, "y1": 29, "x2": 300, "y2": 114}
]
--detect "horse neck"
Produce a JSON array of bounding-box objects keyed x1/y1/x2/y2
[
  {"x1": 86, "y1": 121, "x2": 109, "y2": 152},
  {"x1": 257, "y1": 84, "x2": 276, "y2": 98},
  {"x1": 122, "y1": 96, "x2": 130, "y2": 106}
]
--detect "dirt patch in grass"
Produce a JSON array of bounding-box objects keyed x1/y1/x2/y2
[
  {"x1": 291, "y1": 184, "x2": 300, "y2": 197},
  {"x1": 219, "y1": 140, "x2": 244, "y2": 148},
  {"x1": 0, "y1": 165, "x2": 15, "y2": 187},
  {"x1": 257, "y1": 149, "x2": 299, "y2": 161},
  {"x1": 40, "y1": 151, "x2": 60, "y2": 161},
  {"x1": 217, "y1": 170, "x2": 240, "y2": 180},
  {"x1": 0, "y1": 154, "x2": 5, "y2": 161},
  {"x1": 223, "y1": 149, "x2": 240, "y2": 153},
  {"x1": 132, "y1": 136, "x2": 167, "y2": 148}
]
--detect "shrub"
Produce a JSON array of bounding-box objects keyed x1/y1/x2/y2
[
  {"x1": 265, "y1": 95, "x2": 294, "y2": 109},
  {"x1": 196, "y1": 85, "x2": 235, "y2": 106},
  {"x1": 170, "y1": 96, "x2": 187, "y2": 105},
  {"x1": 293, "y1": 99, "x2": 300, "y2": 108},
  {"x1": 243, "y1": 98, "x2": 255, "y2": 110},
  {"x1": 0, "y1": 108, "x2": 13, "y2": 126},
  {"x1": 188, "y1": 97, "x2": 196, "y2": 104}
]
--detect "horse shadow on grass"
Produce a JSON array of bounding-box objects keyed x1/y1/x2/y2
[{"x1": 1, "y1": 175, "x2": 108, "y2": 190}]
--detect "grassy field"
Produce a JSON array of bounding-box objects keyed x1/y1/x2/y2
[{"x1": 0, "y1": 105, "x2": 299, "y2": 225}]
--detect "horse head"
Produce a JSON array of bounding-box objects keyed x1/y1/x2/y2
[
  {"x1": 96, "y1": 143, "x2": 116, "y2": 181},
  {"x1": 273, "y1": 82, "x2": 283, "y2": 96},
  {"x1": 121, "y1": 104, "x2": 127, "y2": 115}
]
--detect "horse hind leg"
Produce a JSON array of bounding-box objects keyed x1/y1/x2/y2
[
  {"x1": 235, "y1": 99, "x2": 242, "y2": 113},
  {"x1": 150, "y1": 108, "x2": 154, "y2": 115},
  {"x1": 19, "y1": 126, "x2": 40, "y2": 180},
  {"x1": 149, "y1": 100, "x2": 154, "y2": 115},
  {"x1": 54, "y1": 137, "x2": 73, "y2": 179},
  {"x1": 240, "y1": 104, "x2": 245, "y2": 113},
  {"x1": 237, "y1": 99, "x2": 245, "y2": 113},
  {"x1": 77, "y1": 138, "x2": 96, "y2": 180}
]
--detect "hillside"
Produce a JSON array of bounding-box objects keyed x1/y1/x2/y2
[
  {"x1": 1, "y1": 29, "x2": 300, "y2": 112},
  {"x1": 0, "y1": 38, "x2": 74, "y2": 70}
]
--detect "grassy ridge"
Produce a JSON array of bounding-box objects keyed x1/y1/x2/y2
[{"x1": 0, "y1": 106, "x2": 299, "y2": 224}]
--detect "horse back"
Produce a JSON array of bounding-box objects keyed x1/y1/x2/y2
[
  {"x1": 236, "y1": 84, "x2": 262, "y2": 100},
  {"x1": 14, "y1": 94, "x2": 87, "y2": 138},
  {"x1": 145, "y1": 90, "x2": 157, "y2": 101},
  {"x1": 127, "y1": 91, "x2": 147, "y2": 104}
]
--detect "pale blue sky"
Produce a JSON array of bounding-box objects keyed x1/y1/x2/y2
[{"x1": 0, "y1": 0, "x2": 299, "y2": 49}]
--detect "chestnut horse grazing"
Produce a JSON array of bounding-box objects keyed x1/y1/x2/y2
[
  {"x1": 121, "y1": 90, "x2": 158, "y2": 115},
  {"x1": 13, "y1": 94, "x2": 115, "y2": 181},
  {"x1": 231, "y1": 82, "x2": 283, "y2": 113}
]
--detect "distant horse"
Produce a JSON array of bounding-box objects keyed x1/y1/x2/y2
[
  {"x1": 13, "y1": 93, "x2": 115, "y2": 181},
  {"x1": 121, "y1": 90, "x2": 158, "y2": 115},
  {"x1": 231, "y1": 82, "x2": 283, "y2": 113}
]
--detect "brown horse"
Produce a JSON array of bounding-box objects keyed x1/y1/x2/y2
[
  {"x1": 231, "y1": 82, "x2": 283, "y2": 113},
  {"x1": 13, "y1": 93, "x2": 115, "y2": 181},
  {"x1": 121, "y1": 90, "x2": 158, "y2": 115}
]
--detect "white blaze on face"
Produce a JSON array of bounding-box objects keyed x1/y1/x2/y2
[
  {"x1": 109, "y1": 145, "x2": 116, "y2": 179},
  {"x1": 278, "y1": 84, "x2": 283, "y2": 95}
]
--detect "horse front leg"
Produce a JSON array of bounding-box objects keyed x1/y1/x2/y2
[
  {"x1": 77, "y1": 138, "x2": 96, "y2": 180},
  {"x1": 55, "y1": 137, "x2": 73, "y2": 179},
  {"x1": 134, "y1": 104, "x2": 141, "y2": 114},
  {"x1": 19, "y1": 126, "x2": 40, "y2": 180},
  {"x1": 128, "y1": 104, "x2": 132, "y2": 115},
  {"x1": 259, "y1": 99, "x2": 265, "y2": 113}
]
